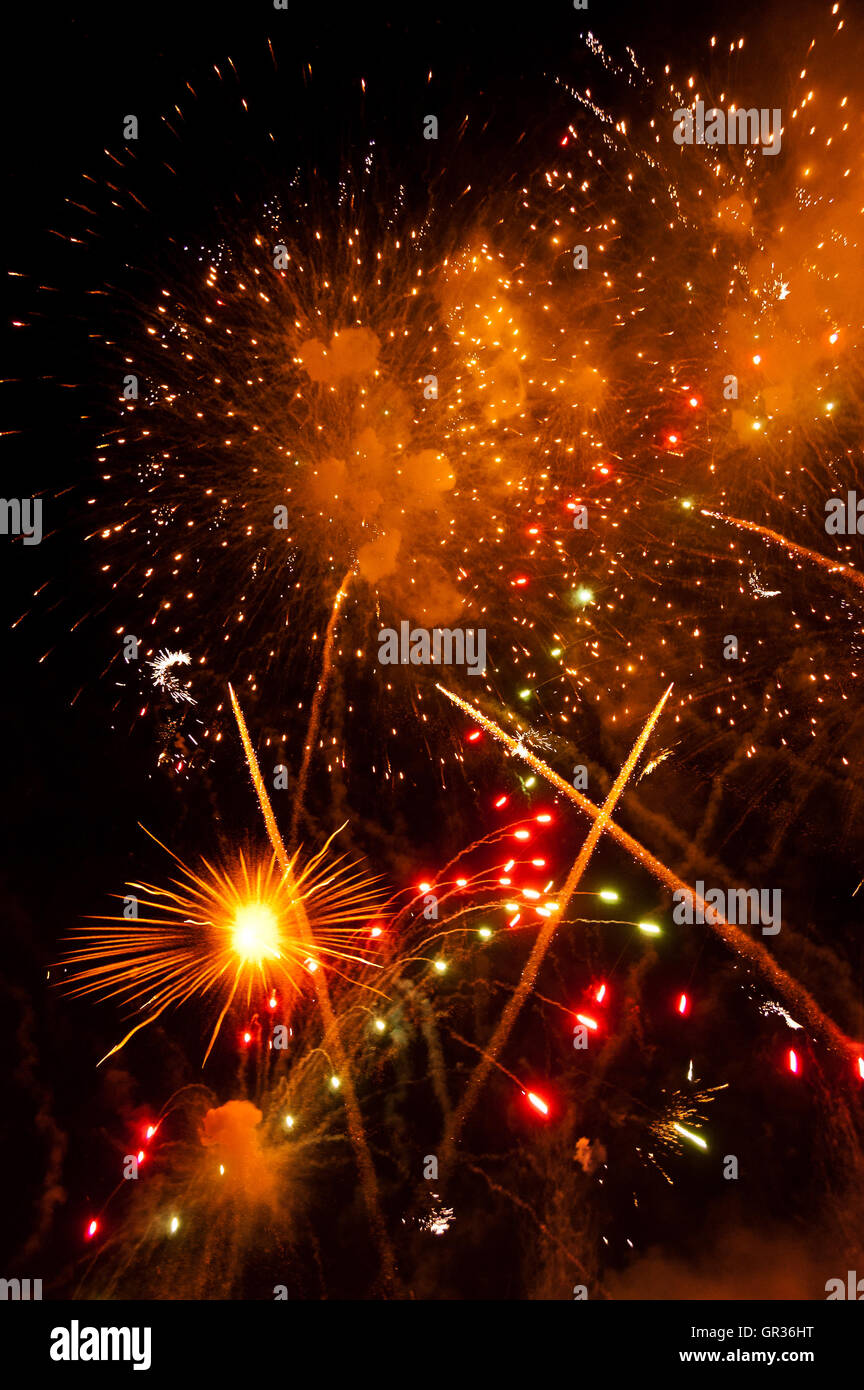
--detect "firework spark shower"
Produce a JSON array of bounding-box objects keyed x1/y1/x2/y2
[{"x1": 1, "y1": 0, "x2": 863, "y2": 1362}]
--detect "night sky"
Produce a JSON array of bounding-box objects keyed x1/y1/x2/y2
[{"x1": 2, "y1": 0, "x2": 863, "y2": 1310}]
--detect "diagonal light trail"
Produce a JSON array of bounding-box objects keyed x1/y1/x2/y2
[
  {"x1": 438, "y1": 683, "x2": 673, "y2": 1171},
  {"x1": 437, "y1": 683, "x2": 856, "y2": 1061}
]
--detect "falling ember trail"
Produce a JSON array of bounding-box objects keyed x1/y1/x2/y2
[
  {"x1": 229, "y1": 683, "x2": 398, "y2": 1293},
  {"x1": 438, "y1": 684, "x2": 673, "y2": 1174},
  {"x1": 290, "y1": 572, "x2": 353, "y2": 845},
  {"x1": 701, "y1": 510, "x2": 864, "y2": 595},
  {"x1": 437, "y1": 684, "x2": 858, "y2": 1062}
]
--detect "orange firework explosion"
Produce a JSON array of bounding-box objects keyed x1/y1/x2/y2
[{"x1": 59, "y1": 827, "x2": 384, "y2": 1064}]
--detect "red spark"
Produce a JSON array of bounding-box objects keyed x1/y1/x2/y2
[{"x1": 526, "y1": 1091, "x2": 550, "y2": 1116}]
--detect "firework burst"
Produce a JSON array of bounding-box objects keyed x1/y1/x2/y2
[
  {"x1": 12, "y1": 3, "x2": 864, "y2": 1307},
  {"x1": 58, "y1": 825, "x2": 385, "y2": 1064}
]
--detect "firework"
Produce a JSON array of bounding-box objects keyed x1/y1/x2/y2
[
  {"x1": 702, "y1": 510, "x2": 864, "y2": 595},
  {"x1": 59, "y1": 825, "x2": 384, "y2": 1065},
  {"x1": 16, "y1": 3, "x2": 864, "y2": 1305},
  {"x1": 440, "y1": 682, "x2": 674, "y2": 1172},
  {"x1": 437, "y1": 682, "x2": 860, "y2": 1064}
]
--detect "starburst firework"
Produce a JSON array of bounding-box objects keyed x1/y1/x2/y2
[{"x1": 59, "y1": 826, "x2": 384, "y2": 1064}]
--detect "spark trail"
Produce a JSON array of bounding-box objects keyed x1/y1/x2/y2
[
  {"x1": 437, "y1": 684, "x2": 858, "y2": 1062},
  {"x1": 438, "y1": 684, "x2": 673, "y2": 1173},
  {"x1": 228, "y1": 682, "x2": 398, "y2": 1293},
  {"x1": 702, "y1": 510, "x2": 864, "y2": 596},
  {"x1": 290, "y1": 572, "x2": 353, "y2": 845}
]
